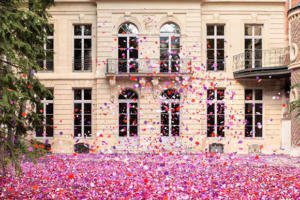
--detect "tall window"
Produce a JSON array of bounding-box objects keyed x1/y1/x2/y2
[
  {"x1": 39, "y1": 25, "x2": 54, "y2": 71},
  {"x1": 207, "y1": 89, "x2": 225, "y2": 137},
  {"x1": 206, "y1": 24, "x2": 225, "y2": 71},
  {"x1": 119, "y1": 89, "x2": 138, "y2": 137},
  {"x1": 118, "y1": 23, "x2": 139, "y2": 73},
  {"x1": 161, "y1": 89, "x2": 180, "y2": 136},
  {"x1": 245, "y1": 24, "x2": 262, "y2": 69},
  {"x1": 245, "y1": 89, "x2": 263, "y2": 137},
  {"x1": 74, "y1": 89, "x2": 92, "y2": 137},
  {"x1": 160, "y1": 23, "x2": 180, "y2": 73},
  {"x1": 74, "y1": 25, "x2": 92, "y2": 71},
  {"x1": 36, "y1": 89, "x2": 54, "y2": 137}
]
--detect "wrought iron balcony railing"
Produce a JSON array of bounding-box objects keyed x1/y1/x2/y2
[
  {"x1": 233, "y1": 47, "x2": 290, "y2": 72},
  {"x1": 106, "y1": 58, "x2": 192, "y2": 76}
]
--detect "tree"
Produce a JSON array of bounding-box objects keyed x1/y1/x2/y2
[{"x1": 0, "y1": 0, "x2": 54, "y2": 175}]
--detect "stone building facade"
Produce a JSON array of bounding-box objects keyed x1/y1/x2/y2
[
  {"x1": 288, "y1": 1, "x2": 300, "y2": 154},
  {"x1": 30, "y1": 0, "x2": 299, "y2": 155}
]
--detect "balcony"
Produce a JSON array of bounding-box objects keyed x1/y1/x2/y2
[
  {"x1": 106, "y1": 58, "x2": 192, "y2": 78},
  {"x1": 233, "y1": 47, "x2": 290, "y2": 79}
]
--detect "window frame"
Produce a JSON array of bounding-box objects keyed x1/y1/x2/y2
[
  {"x1": 159, "y1": 23, "x2": 181, "y2": 73},
  {"x1": 117, "y1": 23, "x2": 139, "y2": 73},
  {"x1": 73, "y1": 24, "x2": 92, "y2": 72},
  {"x1": 244, "y1": 24, "x2": 263, "y2": 69},
  {"x1": 206, "y1": 88, "x2": 225, "y2": 138},
  {"x1": 244, "y1": 89, "x2": 263, "y2": 138},
  {"x1": 118, "y1": 96, "x2": 139, "y2": 137},
  {"x1": 206, "y1": 24, "x2": 225, "y2": 71},
  {"x1": 160, "y1": 89, "x2": 180, "y2": 137},
  {"x1": 73, "y1": 88, "x2": 92, "y2": 138},
  {"x1": 35, "y1": 88, "x2": 54, "y2": 138}
]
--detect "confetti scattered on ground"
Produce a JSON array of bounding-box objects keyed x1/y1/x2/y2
[{"x1": 1, "y1": 153, "x2": 299, "y2": 199}]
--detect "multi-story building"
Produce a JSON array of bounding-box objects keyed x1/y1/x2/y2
[{"x1": 31, "y1": 0, "x2": 300, "y2": 155}]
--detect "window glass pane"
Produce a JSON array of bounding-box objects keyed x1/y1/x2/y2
[
  {"x1": 84, "y1": 126, "x2": 91, "y2": 137},
  {"x1": 46, "y1": 89, "x2": 53, "y2": 100},
  {"x1": 207, "y1": 126, "x2": 214, "y2": 137},
  {"x1": 255, "y1": 90, "x2": 263, "y2": 100},
  {"x1": 255, "y1": 39, "x2": 262, "y2": 50},
  {"x1": 245, "y1": 126, "x2": 253, "y2": 137},
  {"x1": 217, "y1": 103, "x2": 225, "y2": 114},
  {"x1": 46, "y1": 39, "x2": 53, "y2": 50},
  {"x1": 74, "y1": 90, "x2": 82, "y2": 100},
  {"x1": 245, "y1": 25, "x2": 252, "y2": 36},
  {"x1": 84, "y1": 51, "x2": 91, "y2": 70},
  {"x1": 130, "y1": 126, "x2": 138, "y2": 136},
  {"x1": 46, "y1": 126, "x2": 53, "y2": 137},
  {"x1": 83, "y1": 89, "x2": 91, "y2": 100},
  {"x1": 84, "y1": 39, "x2": 91, "y2": 49},
  {"x1": 217, "y1": 39, "x2": 224, "y2": 49},
  {"x1": 161, "y1": 125, "x2": 169, "y2": 136},
  {"x1": 245, "y1": 39, "x2": 252, "y2": 50},
  {"x1": 130, "y1": 103, "x2": 138, "y2": 114},
  {"x1": 207, "y1": 25, "x2": 214, "y2": 36},
  {"x1": 119, "y1": 126, "x2": 127, "y2": 137},
  {"x1": 171, "y1": 126, "x2": 179, "y2": 136},
  {"x1": 130, "y1": 114, "x2": 137, "y2": 126},
  {"x1": 245, "y1": 90, "x2": 253, "y2": 100},
  {"x1": 161, "y1": 114, "x2": 169, "y2": 125},
  {"x1": 74, "y1": 114, "x2": 81, "y2": 125},
  {"x1": 129, "y1": 37, "x2": 138, "y2": 48},
  {"x1": 172, "y1": 103, "x2": 180, "y2": 113},
  {"x1": 207, "y1": 39, "x2": 214, "y2": 49},
  {"x1": 255, "y1": 126, "x2": 262, "y2": 137},
  {"x1": 84, "y1": 103, "x2": 91, "y2": 114},
  {"x1": 217, "y1": 126, "x2": 225, "y2": 137},
  {"x1": 217, "y1": 90, "x2": 225, "y2": 100},
  {"x1": 245, "y1": 103, "x2": 253, "y2": 114},
  {"x1": 255, "y1": 103, "x2": 263, "y2": 115},
  {"x1": 207, "y1": 115, "x2": 215, "y2": 126},
  {"x1": 207, "y1": 50, "x2": 214, "y2": 59},
  {"x1": 171, "y1": 114, "x2": 180, "y2": 125},
  {"x1": 217, "y1": 50, "x2": 224, "y2": 60},
  {"x1": 217, "y1": 115, "x2": 225, "y2": 125},
  {"x1": 75, "y1": 39, "x2": 82, "y2": 48},
  {"x1": 46, "y1": 103, "x2": 53, "y2": 114},
  {"x1": 217, "y1": 25, "x2": 224, "y2": 36},
  {"x1": 74, "y1": 103, "x2": 82, "y2": 114},
  {"x1": 254, "y1": 25, "x2": 262, "y2": 36},
  {"x1": 207, "y1": 103, "x2": 215, "y2": 115},
  {"x1": 207, "y1": 89, "x2": 215, "y2": 100},
  {"x1": 217, "y1": 60, "x2": 224, "y2": 71},
  {"x1": 171, "y1": 37, "x2": 180, "y2": 49},
  {"x1": 74, "y1": 25, "x2": 82, "y2": 35},
  {"x1": 84, "y1": 25, "x2": 92, "y2": 36},
  {"x1": 74, "y1": 126, "x2": 81, "y2": 137},
  {"x1": 119, "y1": 103, "x2": 127, "y2": 113},
  {"x1": 119, "y1": 23, "x2": 139, "y2": 34},
  {"x1": 160, "y1": 37, "x2": 169, "y2": 49},
  {"x1": 245, "y1": 115, "x2": 253, "y2": 126},
  {"x1": 84, "y1": 115, "x2": 91, "y2": 126},
  {"x1": 207, "y1": 60, "x2": 215, "y2": 71},
  {"x1": 119, "y1": 114, "x2": 127, "y2": 125},
  {"x1": 160, "y1": 23, "x2": 180, "y2": 34},
  {"x1": 74, "y1": 50, "x2": 82, "y2": 70}
]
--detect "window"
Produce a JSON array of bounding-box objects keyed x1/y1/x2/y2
[
  {"x1": 118, "y1": 23, "x2": 139, "y2": 73},
  {"x1": 161, "y1": 89, "x2": 180, "y2": 136},
  {"x1": 245, "y1": 89, "x2": 263, "y2": 137},
  {"x1": 245, "y1": 25, "x2": 262, "y2": 69},
  {"x1": 206, "y1": 25, "x2": 225, "y2": 71},
  {"x1": 160, "y1": 23, "x2": 181, "y2": 73},
  {"x1": 39, "y1": 25, "x2": 54, "y2": 71},
  {"x1": 118, "y1": 89, "x2": 138, "y2": 137},
  {"x1": 74, "y1": 89, "x2": 92, "y2": 137},
  {"x1": 74, "y1": 25, "x2": 92, "y2": 71},
  {"x1": 36, "y1": 89, "x2": 54, "y2": 137},
  {"x1": 207, "y1": 89, "x2": 225, "y2": 137}
]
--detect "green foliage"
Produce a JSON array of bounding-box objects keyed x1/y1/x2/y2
[{"x1": 0, "y1": 0, "x2": 54, "y2": 175}]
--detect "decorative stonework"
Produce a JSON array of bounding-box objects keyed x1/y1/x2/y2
[{"x1": 288, "y1": 6, "x2": 300, "y2": 147}]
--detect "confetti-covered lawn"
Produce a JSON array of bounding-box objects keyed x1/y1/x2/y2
[{"x1": 1, "y1": 153, "x2": 300, "y2": 199}]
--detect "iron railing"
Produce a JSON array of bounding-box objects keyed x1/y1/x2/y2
[
  {"x1": 106, "y1": 58, "x2": 192, "y2": 75},
  {"x1": 233, "y1": 47, "x2": 290, "y2": 72}
]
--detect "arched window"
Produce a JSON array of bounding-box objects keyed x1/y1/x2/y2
[
  {"x1": 118, "y1": 22, "x2": 139, "y2": 73},
  {"x1": 119, "y1": 89, "x2": 138, "y2": 137},
  {"x1": 160, "y1": 22, "x2": 181, "y2": 73},
  {"x1": 161, "y1": 89, "x2": 180, "y2": 136}
]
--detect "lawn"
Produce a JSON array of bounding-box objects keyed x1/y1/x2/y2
[{"x1": 1, "y1": 153, "x2": 299, "y2": 199}]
